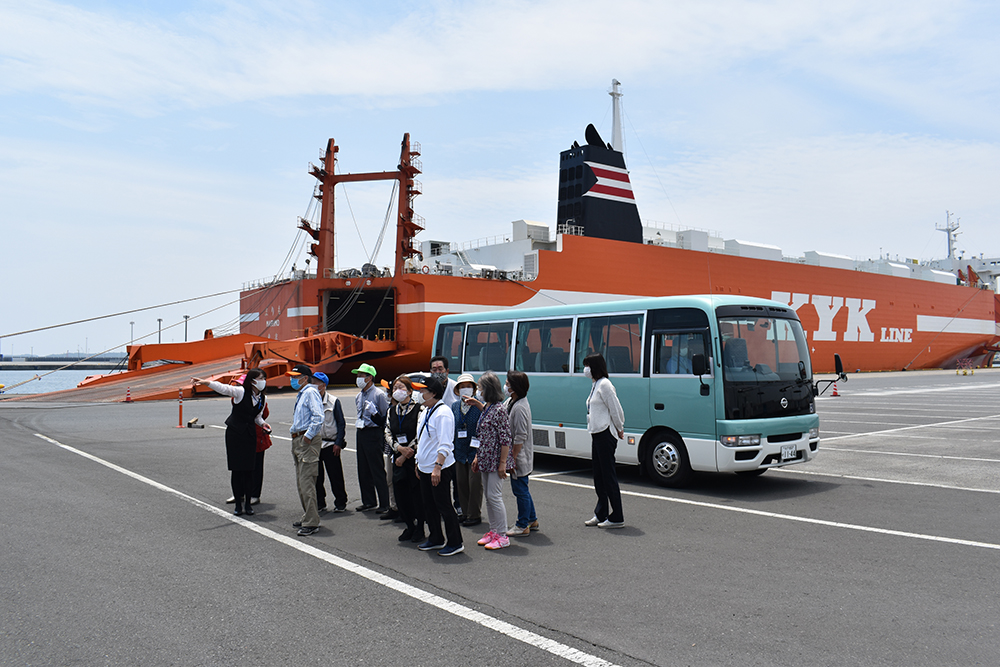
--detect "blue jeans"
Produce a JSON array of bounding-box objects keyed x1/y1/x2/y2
[{"x1": 510, "y1": 474, "x2": 536, "y2": 528}]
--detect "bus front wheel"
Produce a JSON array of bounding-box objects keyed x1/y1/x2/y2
[{"x1": 644, "y1": 435, "x2": 692, "y2": 487}]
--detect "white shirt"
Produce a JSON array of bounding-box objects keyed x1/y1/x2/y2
[
  {"x1": 441, "y1": 378, "x2": 459, "y2": 407},
  {"x1": 207, "y1": 381, "x2": 266, "y2": 427},
  {"x1": 586, "y1": 377, "x2": 625, "y2": 435},
  {"x1": 415, "y1": 402, "x2": 456, "y2": 473}
]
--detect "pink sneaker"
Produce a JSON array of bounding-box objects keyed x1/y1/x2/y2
[
  {"x1": 477, "y1": 531, "x2": 497, "y2": 546},
  {"x1": 485, "y1": 534, "x2": 510, "y2": 550}
]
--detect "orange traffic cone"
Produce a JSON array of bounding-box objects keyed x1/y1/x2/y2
[
  {"x1": 125, "y1": 386, "x2": 133, "y2": 403},
  {"x1": 831, "y1": 382, "x2": 840, "y2": 397}
]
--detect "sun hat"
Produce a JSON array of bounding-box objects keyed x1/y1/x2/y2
[
  {"x1": 453, "y1": 373, "x2": 476, "y2": 394},
  {"x1": 352, "y1": 363, "x2": 377, "y2": 377}
]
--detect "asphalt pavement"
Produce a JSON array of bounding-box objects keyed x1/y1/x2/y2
[{"x1": 3, "y1": 369, "x2": 1000, "y2": 666}]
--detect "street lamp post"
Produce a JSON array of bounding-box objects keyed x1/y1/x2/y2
[
  {"x1": 130, "y1": 321, "x2": 135, "y2": 346},
  {"x1": 157, "y1": 318, "x2": 163, "y2": 344},
  {"x1": 184, "y1": 315, "x2": 189, "y2": 342}
]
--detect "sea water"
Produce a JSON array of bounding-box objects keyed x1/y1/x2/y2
[{"x1": 0, "y1": 370, "x2": 108, "y2": 395}]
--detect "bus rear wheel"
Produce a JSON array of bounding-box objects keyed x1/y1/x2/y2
[{"x1": 644, "y1": 435, "x2": 692, "y2": 488}]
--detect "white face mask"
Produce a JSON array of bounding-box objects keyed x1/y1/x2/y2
[
  {"x1": 253, "y1": 378, "x2": 266, "y2": 391},
  {"x1": 392, "y1": 389, "x2": 409, "y2": 402},
  {"x1": 475, "y1": 390, "x2": 484, "y2": 402},
  {"x1": 503, "y1": 384, "x2": 511, "y2": 397},
  {"x1": 583, "y1": 366, "x2": 593, "y2": 379},
  {"x1": 413, "y1": 391, "x2": 425, "y2": 404},
  {"x1": 356, "y1": 376, "x2": 368, "y2": 389},
  {"x1": 458, "y1": 387, "x2": 473, "y2": 397}
]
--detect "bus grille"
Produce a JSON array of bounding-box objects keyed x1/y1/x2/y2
[{"x1": 533, "y1": 429, "x2": 549, "y2": 447}]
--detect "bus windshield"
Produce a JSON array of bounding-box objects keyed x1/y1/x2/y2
[{"x1": 718, "y1": 315, "x2": 813, "y2": 419}]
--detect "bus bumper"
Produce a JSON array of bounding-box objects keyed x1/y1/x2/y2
[{"x1": 716, "y1": 431, "x2": 818, "y2": 472}]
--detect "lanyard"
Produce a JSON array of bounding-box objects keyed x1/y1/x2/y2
[{"x1": 418, "y1": 402, "x2": 443, "y2": 443}]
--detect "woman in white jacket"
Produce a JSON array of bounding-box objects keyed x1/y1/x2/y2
[{"x1": 583, "y1": 353, "x2": 626, "y2": 528}]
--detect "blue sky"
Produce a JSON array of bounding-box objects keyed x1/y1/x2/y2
[{"x1": 2, "y1": 0, "x2": 998, "y2": 356}]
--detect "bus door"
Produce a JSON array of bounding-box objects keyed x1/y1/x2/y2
[{"x1": 649, "y1": 328, "x2": 718, "y2": 470}]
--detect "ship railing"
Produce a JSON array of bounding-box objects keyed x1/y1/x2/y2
[
  {"x1": 242, "y1": 270, "x2": 316, "y2": 290},
  {"x1": 557, "y1": 223, "x2": 584, "y2": 236},
  {"x1": 642, "y1": 219, "x2": 722, "y2": 237},
  {"x1": 376, "y1": 328, "x2": 396, "y2": 341}
]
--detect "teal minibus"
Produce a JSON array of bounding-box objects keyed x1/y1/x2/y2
[{"x1": 433, "y1": 295, "x2": 826, "y2": 486}]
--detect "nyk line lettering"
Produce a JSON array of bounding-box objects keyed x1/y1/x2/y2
[{"x1": 771, "y1": 292, "x2": 883, "y2": 343}]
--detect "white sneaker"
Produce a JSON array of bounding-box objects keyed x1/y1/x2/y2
[
  {"x1": 584, "y1": 516, "x2": 600, "y2": 527},
  {"x1": 598, "y1": 519, "x2": 625, "y2": 529}
]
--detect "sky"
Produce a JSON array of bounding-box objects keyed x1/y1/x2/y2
[{"x1": 1, "y1": 0, "x2": 998, "y2": 356}]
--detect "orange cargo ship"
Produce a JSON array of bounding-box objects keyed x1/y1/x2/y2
[
  {"x1": 42, "y1": 83, "x2": 997, "y2": 403},
  {"x1": 235, "y1": 86, "x2": 999, "y2": 383}
]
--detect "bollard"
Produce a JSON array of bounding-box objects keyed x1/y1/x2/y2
[{"x1": 176, "y1": 389, "x2": 185, "y2": 428}]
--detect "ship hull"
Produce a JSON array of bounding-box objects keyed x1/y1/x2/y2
[{"x1": 240, "y1": 234, "x2": 999, "y2": 381}]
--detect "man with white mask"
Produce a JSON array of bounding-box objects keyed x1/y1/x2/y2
[
  {"x1": 286, "y1": 364, "x2": 324, "y2": 536},
  {"x1": 352, "y1": 363, "x2": 390, "y2": 512}
]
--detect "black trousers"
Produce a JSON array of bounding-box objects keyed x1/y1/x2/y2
[
  {"x1": 250, "y1": 450, "x2": 265, "y2": 498},
  {"x1": 591, "y1": 427, "x2": 624, "y2": 523},
  {"x1": 356, "y1": 427, "x2": 389, "y2": 508},
  {"x1": 317, "y1": 444, "x2": 348, "y2": 509},
  {"x1": 230, "y1": 469, "x2": 254, "y2": 505},
  {"x1": 393, "y1": 457, "x2": 423, "y2": 530},
  {"x1": 419, "y1": 465, "x2": 462, "y2": 548}
]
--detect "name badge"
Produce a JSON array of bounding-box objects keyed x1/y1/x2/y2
[
  {"x1": 397, "y1": 434, "x2": 408, "y2": 444},
  {"x1": 470, "y1": 438, "x2": 480, "y2": 449},
  {"x1": 457, "y1": 430, "x2": 468, "y2": 439}
]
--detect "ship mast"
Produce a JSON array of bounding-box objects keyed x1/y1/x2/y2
[
  {"x1": 936, "y1": 210, "x2": 961, "y2": 259},
  {"x1": 609, "y1": 79, "x2": 623, "y2": 152}
]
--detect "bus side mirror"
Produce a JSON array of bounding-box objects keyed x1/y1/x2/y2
[
  {"x1": 834, "y1": 353, "x2": 845, "y2": 379},
  {"x1": 692, "y1": 354, "x2": 710, "y2": 396},
  {"x1": 692, "y1": 354, "x2": 707, "y2": 376}
]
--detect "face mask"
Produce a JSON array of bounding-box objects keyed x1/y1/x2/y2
[
  {"x1": 393, "y1": 389, "x2": 409, "y2": 402},
  {"x1": 458, "y1": 387, "x2": 473, "y2": 397},
  {"x1": 503, "y1": 385, "x2": 511, "y2": 397},
  {"x1": 253, "y1": 378, "x2": 266, "y2": 391},
  {"x1": 475, "y1": 391, "x2": 484, "y2": 402},
  {"x1": 583, "y1": 366, "x2": 593, "y2": 379},
  {"x1": 432, "y1": 371, "x2": 448, "y2": 384},
  {"x1": 356, "y1": 376, "x2": 368, "y2": 389},
  {"x1": 290, "y1": 377, "x2": 302, "y2": 390},
  {"x1": 413, "y1": 391, "x2": 425, "y2": 404}
]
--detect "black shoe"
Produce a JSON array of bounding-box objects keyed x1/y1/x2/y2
[
  {"x1": 244, "y1": 503, "x2": 254, "y2": 516},
  {"x1": 317, "y1": 505, "x2": 328, "y2": 514},
  {"x1": 393, "y1": 515, "x2": 406, "y2": 523},
  {"x1": 333, "y1": 504, "x2": 347, "y2": 513},
  {"x1": 379, "y1": 508, "x2": 399, "y2": 520},
  {"x1": 297, "y1": 526, "x2": 319, "y2": 536},
  {"x1": 373, "y1": 506, "x2": 389, "y2": 514},
  {"x1": 410, "y1": 529, "x2": 426, "y2": 543},
  {"x1": 292, "y1": 521, "x2": 302, "y2": 527},
  {"x1": 355, "y1": 504, "x2": 375, "y2": 512},
  {"x1": 399, "y1": 527, "x2": 415, "y2": 542},
  {"x1": 462, "y1": 517, "x2": 482, "y2": 527},
  {"x1": 233, "y1": 503, "x2": 244, "y2": 516}
]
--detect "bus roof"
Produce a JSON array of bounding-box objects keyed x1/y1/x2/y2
[{"x1": 436, "y1": 294, "x2": 794, "y2": 325}]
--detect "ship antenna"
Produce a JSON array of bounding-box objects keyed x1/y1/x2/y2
[
  {"x1": 609, "y1": 79, "x2": 624, "y2": 152},
  {"x1": 936, "y1": 210, "x2": 961, "y2": 259}
]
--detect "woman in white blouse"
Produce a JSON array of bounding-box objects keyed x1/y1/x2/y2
[{"x1": 582, "y1": 353, "x2": 626, "y2": 528}]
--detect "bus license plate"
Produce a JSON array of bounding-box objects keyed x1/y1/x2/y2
[{"x1": 781, "y1": 444, "x2": 797, "y2": 461}]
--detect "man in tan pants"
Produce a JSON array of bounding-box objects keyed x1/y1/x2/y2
[{"x1": 287, "y1": 365, "x2": 325, "y2": 536}]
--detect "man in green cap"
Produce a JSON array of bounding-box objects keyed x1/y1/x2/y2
[{"x1": 352, "y1": 363, "x2": 390, "y2": 511}]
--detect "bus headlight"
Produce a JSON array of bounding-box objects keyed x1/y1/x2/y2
[
  {"x1": 720, "y1": 434, "x2": 761, "y2": 447},
  {"x1": 809, "y1": 427, "x2": 819, "y2": 440}
]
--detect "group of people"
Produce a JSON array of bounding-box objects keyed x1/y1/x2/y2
[{"x1": 195, "y1": 350, "x2": 628, "y2": 553}]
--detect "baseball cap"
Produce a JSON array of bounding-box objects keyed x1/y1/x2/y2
[
  {"x1": 286, "y1": 363, "x2": 313, "y2": 377},
  {"x1": 312, "y1": 372, "x2": 329, "y2": 385},
  {"x1": 351, "y1": 363, "x2": 377, "y2": 377},
  {"x1": 413, "y1": 375, "x2": 444, "y2": 399}
]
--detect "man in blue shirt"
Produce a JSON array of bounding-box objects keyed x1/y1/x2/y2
[
  {"x1": 287, "y1": 364, "x2": 325, "y2": 536},
  {"x1": 353, "y1": 363, "x2": 390, "y2": 512}
]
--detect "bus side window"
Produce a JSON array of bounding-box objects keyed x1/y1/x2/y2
[
  {"x1": 575, "y1": 314, "x2": 643, "y2": 373},
  {"x1": 517, "y1": 319, "x2": 572, "y2": 373},
  {"x1": 436, "y1": 323, "x2": 465, "y2": 372},
  {"x1": 466, "y1": 322, "x2": 514, "y2": 372},
  {"x1": 653, "y1": 332, "x2": 708, "y2": 375}
]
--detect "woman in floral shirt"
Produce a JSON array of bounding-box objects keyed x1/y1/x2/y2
[{"x1": 469, "y1": 371, "x2": 514, "y2": 550}]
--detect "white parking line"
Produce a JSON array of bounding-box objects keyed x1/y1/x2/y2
[
  {"x1": 822, "y1": 414, "x2": 1000, "y2": 441},
  {"x1": 34, "y1": 433, "x2": 619, "y2": 667},
  {"x1": 533, "y1": 477, "x2": 1000, "y2": 552},
  {"x1": 772, "y1": 467, "x2": 1000, "y2": 495},
  {"x1": 821, "y1": 446, "x2": 1000, "y2": 463}
]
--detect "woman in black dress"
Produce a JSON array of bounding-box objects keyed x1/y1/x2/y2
[
  {"x1": 194, "y1": 368, "x2": 270, "y2": 516},
  {"x1": 385, "y1": 374, "x2": 423, "y2": 542}
]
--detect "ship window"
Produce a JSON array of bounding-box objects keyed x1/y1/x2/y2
[
  {"x1": 515, "y1": 319, "x2": 572, "y2": 373},
  {"x1": 560, "y1": 169, "x2": 568, "y2": 183},
  {"x1": 435, "y1": 323, "x2": 464, "y2": 373},
  {"x1": 575, "y1": 314, "x2": 643, "y2": 374},
  {"x1": 575, "y1": 164, "x2": 583, "y2": 179},
  {"x1": 575, "y1": 183, "x2": 582, "y2": 198},
  {"x1": 464, "y1": 322, "x2": 513, "y2": 372}
]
